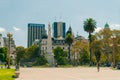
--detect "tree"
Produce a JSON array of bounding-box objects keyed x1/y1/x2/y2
[
  {"x1": 79, "y1": 49, "x2": 90, "y2": 65},
  {"x1": 53, "y1": 47, "x2": 67, "y2": 65},
  {"x1": 65, "y1": 33, "x2": 74, "y2": 63},
  {"x1": 83, "y1": 18, "x2": 96, "y2": 66},
  {"x1": 25, "y1": 45, "x2": 39, "y2": 61},
  {"x1": 72, "y1": 40, "x2": 89, "y2": 65},
  {"x1": 0, "y1": 48, "x2": 5, "y2": 62},
  {"x1": 0, "y1": 47, "x2": 8, "y2": 68},
  {"x1": 91, "y1": 40, "x2": 102, "y2": 72},
  {"x1": 22, "y1": 45, "x2": 48, "y2": 66},
  {"x1": 33, "y1": 54, "x2": 48, "y2": 66},
  {"x1": 100, "y1": 24, "x2": 112, "y2": 64},
  {"x1": 65, "y1": 26, "x2": 74, "y2": 63},
  {"x1": 111, "y1": 30, "x2": 120, "y2": 67},
  {"x1": 0, "y1": 47, "x2": 8, "y2": 63},
  {"x1": 16, "y1": 46, "x2": 25, "y2": 65}
]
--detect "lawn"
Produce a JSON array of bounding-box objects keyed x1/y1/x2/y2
[{"x1": 0, "y1": 69, "x2": 15, "y2": 80}]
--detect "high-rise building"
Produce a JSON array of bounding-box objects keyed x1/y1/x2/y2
[
  {"x1": 53, "y1": 22, "x2": 66, "y2": 38},
  {"x1": 28, "y1": 23, "x2": 46, "y2": 47}
]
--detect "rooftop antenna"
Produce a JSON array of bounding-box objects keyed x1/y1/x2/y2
[
  {"x1": 54, "y1": 16, "x2": 57, "y2": 21},
  {"x1": 77, "y1": 31, "x2": 79, "y2": 37},
  {"x1": 59, "y1": 13, "x2": 62, "y2": 22}
]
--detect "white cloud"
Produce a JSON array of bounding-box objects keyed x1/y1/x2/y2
[
  {"x1": 94, "y1": 27, "x2": 102, "y2": 33},
  {"x1": 0, "y1": 27, "x2": 6, "y2": 32},
  {"x1": 13, "y1": 27, "x2": 20, "y2": 31},
  {"x1": 110, "y1": 24, "x2": 120, "y2": 30}
]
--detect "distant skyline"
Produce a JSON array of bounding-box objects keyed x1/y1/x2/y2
[{"x1": 0, "y1": 0, "x2": 120, "y2": 47}]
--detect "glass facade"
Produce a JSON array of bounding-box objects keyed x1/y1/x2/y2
[
  {"x1": 62, "y1": 22, "x2": 66, "y2": 38},
  {"x1": 28, "y1": 23, "x2": 46, "y2": 47},
  {"x1": 53, "y1": 22, "x2": 58, "y2": 38},
  {"x1": 53, "y1": 22, "x2": 66, "y2": 38}
]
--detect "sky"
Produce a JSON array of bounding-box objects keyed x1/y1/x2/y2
[{"x1": 0, "y1": 0, "x2": 120, "y2": 47}]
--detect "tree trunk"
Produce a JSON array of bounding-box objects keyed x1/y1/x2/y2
[
  {"x1": 97, "y1": 61, "x2": 100, "y2": 72},
  {"x1": 68, "y1": 44, "x2": 71, "y2": 63},
  {"x1": 89, "y1": 32, "x2": 92, "y2": 66}
]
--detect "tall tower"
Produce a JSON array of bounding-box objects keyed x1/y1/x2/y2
[
  {"x1": 28, "y1": 23, "x2": 46, "y2": 47},
  {"x1": 53, "y1": 22, "x2": 66, "y2": 38},
  {"x1": 47, "y1": 23, "x2": 52, "y2": 54},
  {"x1": 46, "y1": 23, "x2": 54, "y2": 66}
]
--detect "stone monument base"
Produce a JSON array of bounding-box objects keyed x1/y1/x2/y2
[{"x1": 46, "y1": 53, "x2": 54, "y2": 67}]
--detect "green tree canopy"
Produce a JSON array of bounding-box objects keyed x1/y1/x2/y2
[
  {"x1": 91, "y1": 40, "x2": 102, "y2": 72},
  {"x1": 16, "y1": 46, "x2": 25, "y2": 65},
  {"x1": 65, "y1": 33, "x2": 74, "y2": 63},
  {"x1": 83, "y1": 18, "x2": 96, "y2": 33},
  {"x1": 0, "y1": 47, "x2": 8, "y2": 63},
  {"x1": 53, "y1": 47, "x2": 67, "y2": 65},
  {"x1": 21, "y1": 45, "x2": 48, "y2": 66},
  {"x1": 83, "y1": 18, "x2": 97, "y2": 66}
]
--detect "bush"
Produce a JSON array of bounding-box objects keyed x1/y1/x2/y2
[
  {"x1": 79, "y1": 50, "x2": 89, "y2": 65},
  {"x1": 33, "y1": 55, "x2": 48, "y2": 66},
  {"x1": 53, "y1": 47, "x2": 67, "y2": 65},
  {"x1": 57, "y1": 57, "x2": 67, "y2": 65}
]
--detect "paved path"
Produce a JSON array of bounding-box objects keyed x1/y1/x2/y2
[{"x1": 16, "y1": 67, "x2": 120, "y2": 80}]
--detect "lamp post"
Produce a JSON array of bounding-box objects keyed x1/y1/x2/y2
[
  {"x1": 111, "y1": 35, "x2": 116, "y2": 68},
  {"x1": 7, "y1": 32, "x2": 12, "y2": 69}
]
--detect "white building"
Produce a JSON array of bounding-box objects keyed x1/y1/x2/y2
[
  {"x1": 40, "y1": 23, "x2": 68, "y2": 66},
  {"x1": 40, "y1": 23, "x2": 88, "y2": 66},
  {"x1": 0, "y1": 34, "x2": 4, "y2": 47}
]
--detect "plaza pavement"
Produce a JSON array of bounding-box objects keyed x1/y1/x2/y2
[{"x1": 15, "y1": 67, "x2": 120, "y2": 80}]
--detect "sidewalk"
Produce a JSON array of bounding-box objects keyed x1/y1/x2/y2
[{"x1": 16, "y1": 67, "x2": 120, "y2": 80}]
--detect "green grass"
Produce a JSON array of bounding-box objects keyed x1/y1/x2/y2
[{"x1": 0, "y1": 69, "x2": 15, "y2": 80}]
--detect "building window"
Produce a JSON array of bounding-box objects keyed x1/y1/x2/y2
[
  {"x1": 56, "y1": 41, "x2": 58, "y2": 44},
  {"x1": 59, "y1": 40, "x2": 61, "y2": 44},
  {"x1": 43, "y1": 47, "x2": 44, "y2": 50}
]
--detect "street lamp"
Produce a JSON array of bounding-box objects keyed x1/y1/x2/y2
[
  {"x1": 111, "y1": 35, "x2": 116, "y2": 68},
  {"x1": 7, "y1": 32, "x2": 12, "y2": 69}
]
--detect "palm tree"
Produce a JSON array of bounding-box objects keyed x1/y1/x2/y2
[
  {"x1": 65, "y1": 32, "x2": 74, "y2": 63},
  {"x1": 83, "y1": 18, "x2": 96, "y2": 66}
]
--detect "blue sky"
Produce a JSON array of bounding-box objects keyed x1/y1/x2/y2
[{"x1": 0, "y1": 0, "x2": 120, "y2": 47}]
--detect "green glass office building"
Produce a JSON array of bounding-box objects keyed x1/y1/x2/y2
[{"x1": 28, "y1": 23, "x2": 46, "y2": 47}]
